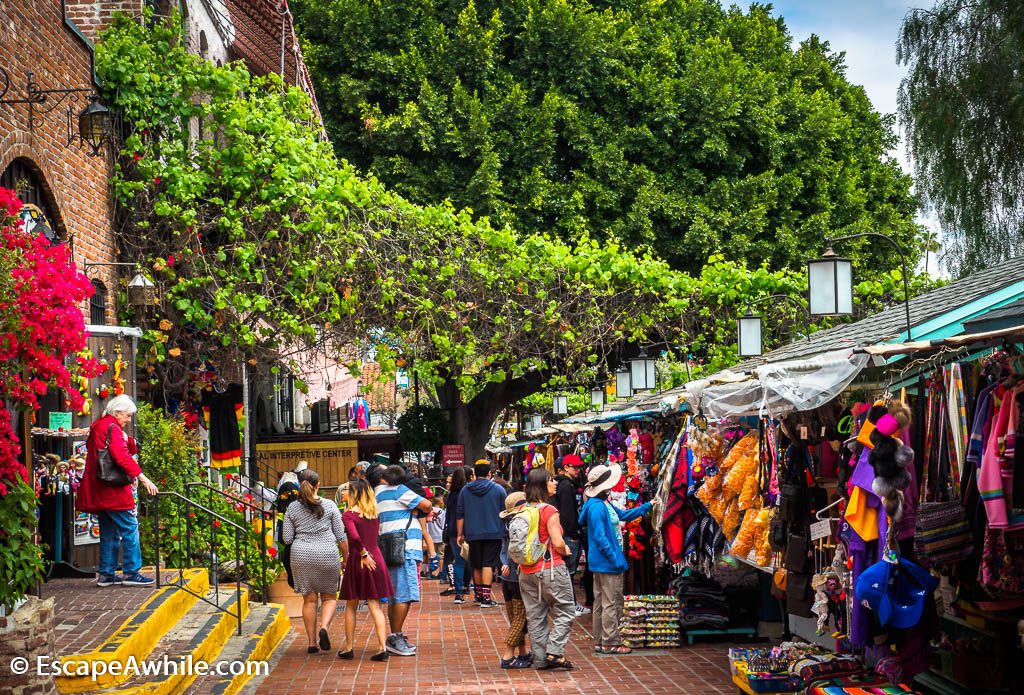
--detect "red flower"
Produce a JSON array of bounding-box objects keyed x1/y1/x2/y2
[
  {"x1": 154, "y1": 177, "x2": 161, "y2": 186},
  {"x1": 132, "y1": 153, "x2": 142, "y2": 161},
  {"x1": 267, "y1": 546, "x2": 278, "y2": 558},
  {"x1": 167, "y1": 254, "x2": 175, "y2": 267},
  {"x1": 213, "y1": 520, "x2": 221, "y2": 528}
]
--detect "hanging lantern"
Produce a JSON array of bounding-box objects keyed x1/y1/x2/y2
[
  {"x1": 528, "y1": 414, "x2": 543, "y2": 430},
  {"x1": 77, "y1": 96, "x2": 113, "y2": 156},
  {"x1": 552, "y1": 394, "x2": 568, "y2": 416},
  {"x1": 591, "y1": 387, "x2": 605, "y2": 411},
  {"x1": 629, "y1": 351, "x2": 657, "y2": 391},
  {"x1": 736, "y1": 308, "x2": 764, "y2": 358},
  {"x1": 127, "y1": 273, "x2": 156, "y2": 307},
  {"x1": 807, "y1": 245, "x2": 854, "y2": 317},
  {"x1": 615, "y1": 367, "x2": 632, "y2": 399}
]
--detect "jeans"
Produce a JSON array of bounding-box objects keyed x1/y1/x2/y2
[
  {"x1": 449, "y1": 540, "x2": 470, "y2": 594},
  {"x1": 98, "y1": 509, "x2": 141, "y2": 576},
  {"x1": 519, "y1": 564, "x2": 575, "y2": 660},
  {"x1": 565, "y1": 538, "x2": 582, "y2": 577}
]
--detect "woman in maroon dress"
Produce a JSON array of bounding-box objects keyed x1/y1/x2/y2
[{"x1": 337, "y1": 479, "x2": 393, "y2": 661}]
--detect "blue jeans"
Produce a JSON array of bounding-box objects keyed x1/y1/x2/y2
[
  {"x1": 98, "y1": 510, "x2": 141, "y2": 576},
  {"x1": 565, "y1": 538, "x2": 582, "y2": 577},
  {"x1": 449, "y1": 540, "x2": 470, "y2": 594}
]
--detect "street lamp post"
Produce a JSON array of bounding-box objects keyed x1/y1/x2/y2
[
  {"x1": 590, "y1": 387, "x2": 605, "y2": 412},
  {"x1": 614, "y1": 366, "x2": 632, "y2": 399},
  {"x1": 808, "y1": 233, "x2": 913, "y2": 340}
]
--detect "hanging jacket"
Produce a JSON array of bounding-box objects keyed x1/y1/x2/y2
[
  {"x1": 979, "y1": 386, "x2": 1024, "y2": 527},
  {"x1": 579, "y1": 497, "x2": 651, "y2": 574}
]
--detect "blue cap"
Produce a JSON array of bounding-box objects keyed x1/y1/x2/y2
[
  {"x1": 889, "y1": 558, "x2": 938, "y2": 629},
  {"x1": 855, "y1": 559, "x2": 894, "y2": 626}
]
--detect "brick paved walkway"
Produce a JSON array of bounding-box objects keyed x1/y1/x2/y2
[{"x1": 252, "y1": 586, "x2": 741, "y2": 695}]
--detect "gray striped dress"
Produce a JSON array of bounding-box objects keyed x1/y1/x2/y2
[{"x1": 282, "y1": 498, "x2": 347, "y2": 595}]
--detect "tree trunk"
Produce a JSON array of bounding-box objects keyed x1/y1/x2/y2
[{"x1": 436, "y1": 371, "x2": 547, "y2": 462}]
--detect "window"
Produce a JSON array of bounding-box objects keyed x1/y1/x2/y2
[
  {"x1": 89, "y1": 280, "x2": 107, "y2": 325},
  {"x1": 0, "y1": 158, "x2": 63, "y2": 244}
]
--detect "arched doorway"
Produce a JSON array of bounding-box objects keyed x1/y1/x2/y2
[{"x1": 0, "y1": 157, "x2": 66, "y2": 243}]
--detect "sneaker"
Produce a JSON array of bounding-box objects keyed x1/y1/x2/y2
[
  {"x1": 120, "y1": 572, "x2": 155, "y2": 587},
  {"x1": 574, "y1": 604, "x2": 592, "y2": 617},
  {"x1": 440, "y1": 588, "x2": 456, "y2": 597},
  {"x1": 479, "y1": 599, "x2": 499, "y2": 608},
  {"x1": 511, "y1": 655, "x2": 533, "y2": 669},
  {"x1": 500, "y1": 657, "x2": 518, "y2": 669},
  {"x1": 398, "y1": 633, "x2": 417, "y2": 654},
  {"x1": 386, "y1": 634, "x2": 415, "y2": 657},
  {"x1": 96, "y1": 574, "x2": 120, "y2": 587},
  {"x1": 453, "y1": 595, "x2": 464, "y2": 604}
]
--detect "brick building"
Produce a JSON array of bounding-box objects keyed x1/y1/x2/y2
[{"x1": 0, "y1": 1, "x2": 121, "y2": 321}]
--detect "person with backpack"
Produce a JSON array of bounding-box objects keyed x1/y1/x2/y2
[
  {"x1": 579, "y1": 464, "x2": 654, "y2": 655},
  {"x1": 456, "y1": 460, "x2": 507, "y2": 608},
  {"x1": 551, "y1": 454, "x2": 588, "y2": 616},
  {"x1": 498, "y1": 491, "x2": 532, "y2": 669},
  {"x1": 512, "y1": 468, "x2": 575, "y2": 671}
]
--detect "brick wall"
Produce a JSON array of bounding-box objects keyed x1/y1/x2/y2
[
  {"x1": 0, "y1": 597, "x2": 58, "y2": 695},
  {"x1": 0, "y1": 1, "x2": 131, "y2": 322},
  {"x1": 63, "y1": 0, "x2": 143, "y2": 42}
]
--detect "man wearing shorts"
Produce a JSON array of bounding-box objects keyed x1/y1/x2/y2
[
  {"x1": 457, "y1": 460, "x2": 507, "y2": 608},
  {"x1": 375, "y1": 465, "x2": 432, "y2": 656}
]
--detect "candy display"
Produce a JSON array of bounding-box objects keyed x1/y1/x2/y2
[{"x1": 621, "y1": 595, "x2": 680, "y2": 648}]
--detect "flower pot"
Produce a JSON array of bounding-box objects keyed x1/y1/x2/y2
[{"x1": 267, "y1": 575, "x2": 304, "y2": 619}]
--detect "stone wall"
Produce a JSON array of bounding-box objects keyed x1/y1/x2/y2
[{"x1": 0, "y1": 597, "x2": 58, "y2": 695}]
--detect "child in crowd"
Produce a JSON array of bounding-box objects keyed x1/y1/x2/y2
[
  {"x1": 498, "y1": 492, "x2": 532, "y2": 669},
  {"x1": 426, "y1": 495, "x2": 446, "y2": 578}
]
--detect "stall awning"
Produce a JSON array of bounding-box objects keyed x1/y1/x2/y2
[
  {"x1": 859, "y1": 322, "x2": 1024, "y2": 357},
  {"x1": 687, "y1": 348, "x2": 869, "y2": 419}
]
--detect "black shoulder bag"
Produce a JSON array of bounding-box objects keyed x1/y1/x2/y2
[
  {"x1": 380, "y1": 514, "x2": 414, "y2": 568},
  {"x1": 96, "y1": 423, "x2": 133, "y2": 487}
]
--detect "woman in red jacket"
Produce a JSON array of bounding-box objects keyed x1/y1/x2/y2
[{"x1": 77, "y1": 395, "x2": 159, "y2": 587}]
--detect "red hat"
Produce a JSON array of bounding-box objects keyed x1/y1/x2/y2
[{"x1": 562, "y1": 454, "x2": 585, "y2": 468}]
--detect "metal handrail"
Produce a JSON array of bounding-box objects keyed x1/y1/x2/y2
[
  {"x1": 150, "y1": 491, "x2": 249, "y2": 634},
  {"x1": 184, "y1": 482, "x2": 270, "y2": 605}
]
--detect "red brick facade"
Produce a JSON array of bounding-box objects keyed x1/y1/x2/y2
[{"x1": 0, "y1": 1, "x2": 132, "y2": 321}]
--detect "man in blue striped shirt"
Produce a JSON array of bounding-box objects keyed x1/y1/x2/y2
[{"x1": 374, "y1": 465, "x2": 432, "y2": 656}]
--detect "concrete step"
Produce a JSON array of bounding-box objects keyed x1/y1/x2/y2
[
  {"x1": 56, "y1": 568, "x2": 210, "y2": 694},
  {"x1": 187, "y1": 603, "x2": 292, "y2": 695},
  {"x1": 87, "y1": 587, "x2": 249, "y2": 695}
]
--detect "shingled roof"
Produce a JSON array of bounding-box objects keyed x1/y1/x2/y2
[
  {"x1": 225, "y1": 0, "x2": 324, "y2": 125},
  {"x1": 734, "y1": 255, "x2": 1024, "y2": 370}
]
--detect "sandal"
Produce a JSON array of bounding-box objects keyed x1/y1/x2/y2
[
  {"x1": 593, "y1": 644, "x2": 605, "y2": 653},
  {"x1": 604, "y1": 645, "x2": 632, "y2": 654},
  {"x1": 538, "y1": 654, "x2": 574, "y2": 670}
]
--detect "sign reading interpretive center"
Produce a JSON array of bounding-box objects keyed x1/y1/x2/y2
[{"x1": 255, "y1": 440, "x2": 359, "y2": 488}]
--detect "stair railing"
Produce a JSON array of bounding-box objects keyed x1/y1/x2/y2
[
  {"x1": 149, "y1": 491, "x2": 246, "y2": 635},
  {"x1": 184, "y1": 482, "x2": 270, "y2": 606}
]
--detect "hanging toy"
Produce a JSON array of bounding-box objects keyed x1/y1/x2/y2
[
  {"x1": 75, "y1": 374, "x2": 91, "y2": 416},
  {"x1": 96, "y1": 383, "x2": 110, "y2": 399},
  {"x1": 112, "y1": 343, "x2": 126, "y2": 396}
]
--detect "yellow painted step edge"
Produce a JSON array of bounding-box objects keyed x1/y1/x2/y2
[
  {"x1": 100, "y1": 588, "x2": 251, "y2": 695},
  {"x1": 56, "y1": 568, "x2": 210, "y2": 694},
  {"x1": 215, "y1": 604, "x2": 291, "y2": 695}
]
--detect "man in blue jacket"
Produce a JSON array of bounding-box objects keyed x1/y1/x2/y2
[
  {"x1": 457, "y1": 460, "x2": 508, "y2": 607},
  {"x1": 579, "y1": 464, "x2": 653, "y2": 654}
]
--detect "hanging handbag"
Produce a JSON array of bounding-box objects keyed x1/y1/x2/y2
[
  {"x1": 978, "y1": 526, "x2": 1024, "y2": 599},
  {"x1": 915, "y1": 420, "x2": 973, "y2": 568},
  {"x1": 379, "y1": 514, "x2": 414, "y2": 568},
  {"x1": 96, "y1": 423, "x2": 133, "y2": 487}
]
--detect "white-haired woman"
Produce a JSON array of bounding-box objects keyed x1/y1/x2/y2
[{"x1": 77, "y1": 395, "x2": 159, "y2": 587}]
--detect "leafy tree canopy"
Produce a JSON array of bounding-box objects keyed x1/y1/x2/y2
[
  {"x1": 899, "y1": 0, "x2": 1024, "y2": 277},
  {"x1": 292, "y1": 0, "x2": 924, "y2": 275}
]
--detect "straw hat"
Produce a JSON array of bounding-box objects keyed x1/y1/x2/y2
[
  {"x1": 499, "y1": 491, "x2": 527, "y2": 518},
  {"x1": 584, "y1": 464, "x2": 622, "y2": 498}
]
